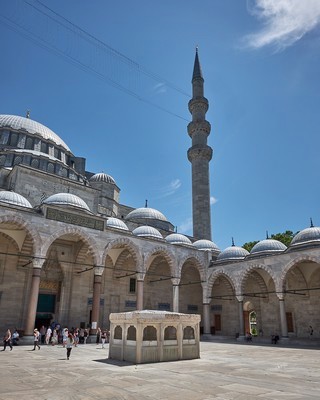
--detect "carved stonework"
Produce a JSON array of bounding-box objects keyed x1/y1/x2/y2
[{"x1": 39, "y1": 279, "x2": 60, "y2": 291}]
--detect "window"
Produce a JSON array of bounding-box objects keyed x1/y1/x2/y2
[
  {"x1": 129, "y1": 278, "x2": 136, "y2": 293},
  {"x1": 183, "y1": 326, "x2": 195, "y2": 340},
  {"x1": 41, "y1": 142, "x2": 48, "y2": 154},
  {"x1": 25, "y1": 137, "x2": 34, "y2": 150},
  {"x1": 127, "y1": 325, "x2": 136, "y2": 341},
  {"x1": 164, "y1": 326, "x2": 177, "y2": 340},
  {"x1": 114, "y1": 325, "x2": 122, "y2": 340},
  {"x1": 143, "y1": 326, "x2": 157, "y2": 341}
]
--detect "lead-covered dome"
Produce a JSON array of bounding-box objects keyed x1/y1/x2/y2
[
  {"x1": 0, "y1": 190, "x2": 32, "y2": 208},
  {"x1": 89, "y1": 172, "x2": 115, "y2": 185},
  {"x1": 132, "y1": 226, "x2": 163, "y2": 239},
  {"x1": 0, "y1": 115, "x2": 70, "y2": 152},
  {"x1": 165, "y1": 233, "x2": 193, "y2": 246},
  {"x1": 250, "y1": 239, "x2": 287, "y2": 255},
  {"x1": 126, "y1": 207, "x2": 167, "y2": 222},
  {"x1": 106, "y1": 217, "x2": 129, "y2": 231},
  {"x1": 193, "y1": 239, "x2": 220, "y2": 253},
  {"x1": 217, "y1": 245, "x2": 249, "y2": 262},
  {"x1": 291, "y1": 227, "x2": 320, "y2": 247},
  {"x1": 43, "y1": 193, "x2": 90, "y2": 212}
]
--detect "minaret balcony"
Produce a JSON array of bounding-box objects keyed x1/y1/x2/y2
[
  {"x1": 188, "y1": 97, "x2": 209, "y2": 114},
  {"x1": 187, "y1": 120, "x2": 211, "y2": 138},
  {"x1": 187, "y1": 145, "x2": 213, "y2": 162}
]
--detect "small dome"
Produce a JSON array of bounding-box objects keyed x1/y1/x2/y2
[
  {"x1": 126, "y1": 207, "x2": 167, "y2": 222},
  {"x1": 165, "y1": 233, "x2": 192, "y2": 245},
  {"x1": 217, "y1": 246, "x2": 249, "y2": 261},
  {"x1": 132, "y1": 226, "x2": 163, "y2": 239},
  {"x1": 291, "y1": 227, "x2": 320, "y2": 246},
  {"x1": 0, "y1": 191, "x2": 32, "y2": 208},
  {"x1": 43, "y1": 193, "x2": 90, "y2": 212},
  {"x1": 0, "y1": 114, "x2": 70, "y2": 152},
  {"x1": 193, "y1": 239, "x2": 220, "y2": 253},
  {"x1": 106, "y1": 217, "x2": 129, "y2": 231},
  {"x1": 89, "y1": 172, "x2": 115, "y2": 185},
  {"x1": 250, "y1": 239, "x2": 287, "y2": 255}
]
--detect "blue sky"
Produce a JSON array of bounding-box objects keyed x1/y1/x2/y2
[{"x1": 1, "y1": 0, "x2": 320, "y2": 250}]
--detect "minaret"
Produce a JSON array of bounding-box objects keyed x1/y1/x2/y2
[{"x1": 187, "y1": 48, "x2": 213, "y2": 240}]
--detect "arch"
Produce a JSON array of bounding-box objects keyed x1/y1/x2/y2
[
  {"x1": 178, "y1": 253, "x2": 207, "y2": 282},
  {"x1": 206, "y1": 269, "x2": 236, "y2": 300},
  {"x1": 41, "y1": 225, "x2": 99, "y2": 265},
  {"x1": 144, "y1": 246, "x2": 175, "y2": 275},
  {"x1": 239, "y1": 264, "x2": 277, "y2": 295},
  {"x1": 102, "y1": 237, "x2": 142, "y2": 268},
  {"x1": 280, "y1": 255, "x2": 320, "y2": 290},
  {"x1": 0, "y1": 214, "x2": 42, "y2": 255}
]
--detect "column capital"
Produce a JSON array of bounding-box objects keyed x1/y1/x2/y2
[
  {"x1": 32, "y1": 257, "x2": 45, "y2": 269},
  {"x1": 171, "y1": 277, "x2": 180, "y2": 286},
  {"x1": 236, "y1": 295, "x2": 244, "y2": 302},
  {"x1": 94, "y1": 265, "x2": 104, "y2": 276},
  {"x1": 136, "y1": 272, "x2": 145, "y2": 281},
  {"x1": 277, "y1": 293, "x2": 285, "y2": 301}
]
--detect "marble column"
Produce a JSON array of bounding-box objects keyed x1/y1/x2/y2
[
  {"x1": 203, "y1": 303, "x2": 211, "y2": 334},
  {"x1": 171, "y1": 278, "x2": 180, "y2": 313},
  {"x1": 24, "y1": 258, "x2": 44, "y2": 335},
  {"x1": 91, "y1": 268, "x2": 103, "y2": 335},
  {"x1": 278, "y1": 295, "x2": 288, "y2": 338},
  {"x1": 237, "y1": 296, "x2": 244, "y2": 337},
  {"x1": 136, "y1": 273, "x2": 145, "y2": 311}
]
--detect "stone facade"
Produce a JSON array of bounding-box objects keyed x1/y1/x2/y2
[{"x1": 0, "y1": 52, "x2": 319, "y2": 343}]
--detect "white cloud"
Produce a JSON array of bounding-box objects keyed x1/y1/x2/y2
[
  {"x1": 153, "y1": 82, "x2": 167, "y2": 94},
  {"x1": 244, "y1": 0, "x2": 320, "y2": 51},
  {"x1": 210, "y1": 196, "x2": 218, "y2": 205},
  {"x1": 178, "y1": 217, "x2": 193, "y2": 234},
  {"x1": 156, "y1": 179, "x2": 182, "y2": 198}
]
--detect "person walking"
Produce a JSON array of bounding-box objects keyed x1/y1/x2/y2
[
  {"x1": 66, "y1": 332, "x2": 74, "y2": 360},
  {"x1": 45, "y1": 326, "x2": 52, "y2": 345},
  {"x1": 101, "y1": 330, "x2": 107, "y2": 348},
  {"x1": 83, "y1": 328, "x2": 88, "y2": 344},
  {"x1": 2, "y1": 329, "x2": 13, "y2": 351},
  {"x1": 32, "y1": 328, "x2": 40, "y2": 350}
]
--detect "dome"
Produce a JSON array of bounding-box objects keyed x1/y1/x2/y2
[
  {"x1": 89, "y1": 172, "x2": 115, "y2": 185},
  {"x1": 217, "y1": 246, "x2": 249, "y2": 261},
  {"x1": 106, "y1": 217, "x2": 129, "y2": 231},
  {"x1": 0, "y1": 190, "x2": 32, "y2": 208},
  {"x1": 43, "y1": 193, "x2": 90, "y2": 212},
  {"x1": 0, "y1": 115, "x2": 70, "y2": 152},
  {"x1": 132, "y1": 226, "x2": 163, "y2": 239},
  {"x1": 250, "y1": 239, "x2": 287, "y2": 255},
  {"x1": 165, "y1": 233, "x2": 193, "y2": 246},
  {"x1": 193, "y1": 239, "x2": 220, "y2": 253},
  {"x1": 126, "y1": 207, "x2": 167, "y2": 222},
  {"x1": 291, "y1": 227, "x2": 320, "y2": 246}
]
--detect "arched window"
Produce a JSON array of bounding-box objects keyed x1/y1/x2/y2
[
  {"x1": 143, "y1": 325, "x2": 157, "y2": 341},
  {"x1": 114, "y1": 325, "x2": 122, "y2": 340},
  {"x1": 25, "y1": 136, "x2": 34, "y2": 150},
  {"x1": 183, "y1": 326, "x2": 195, "y2": 340},
  {"x1": 127, "y1": 325, "x2": 136, "y2": 341},
  {"x1": 164, "y1": 326, "x2": 177, "y2": 340}
]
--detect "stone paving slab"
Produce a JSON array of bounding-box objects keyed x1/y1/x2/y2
[{"x1": 0, "y1": 342, "x2": 319, "y2": 399}]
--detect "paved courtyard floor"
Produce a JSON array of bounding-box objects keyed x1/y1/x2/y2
[{"x1": 0, "y1": 341, "x2": 319, "y2": 399}]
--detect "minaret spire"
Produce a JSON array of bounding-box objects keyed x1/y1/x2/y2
[{"x1": 187, "y1": 49, "x2": 213, "y2": 240}]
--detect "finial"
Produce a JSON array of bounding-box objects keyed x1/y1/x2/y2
[
  {"x1": 266, "y1": 230, "x2": 269, "y2": 239},
  {"x1": 196, "y1": 45, "x2": 198, "y2": 53},
  {"x1": 145, "y1": 199, "x2": 148, "y2": 208},
  {"x1": 310, "y1": 217, "x2": 314, "y2": 228},
  {"x1": 231, "y1": 237, "x2": 235, "y2": 246},
  {"x1": 26, "y1": 110, "x2": 30, "y2": 119},
  {"x1": 175, "y1": 226, "x2": 177, "y2": 233}
]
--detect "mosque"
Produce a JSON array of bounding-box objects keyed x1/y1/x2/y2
[{"x1": 0, "y1": 51, "x2": 319, "y2": 342}]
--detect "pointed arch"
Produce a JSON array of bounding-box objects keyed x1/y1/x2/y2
[
  {"x1": 144, "y1": 246, "x2": 175, "y2": 276},
  {"x1": 239, "y1": 264, "x2": 277, "y2": 295},
  {"x1": 0, "y1": 214, "x2": 42, "y2": 255},
  {"x1": 102, "y1": 237, "x2": 142, "y2": 268},
  {"x1": 41, "y1": 225, "x2": 99, "y2": 265},
  {"x1": 206, "y1": 269, "x2": 236, "y2": 300},
  {"x1": 178, "y1": 253, "x2": 207, "y2": 283},
  {"x1": 280, "y1": 255, "x2": 320, "y2": 287}
]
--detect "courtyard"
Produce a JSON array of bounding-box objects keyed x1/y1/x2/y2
[{"x1": 0, "y1": 340, "x2": 319, "y2": 399}]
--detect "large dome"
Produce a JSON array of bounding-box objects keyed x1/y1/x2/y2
[
  {"x1": 43, "y1": 193, "x2": 90, "y2": 212},
  {"x1": 106, "y1": 217, "x2": 129, "y2": 231},
  {"x1": 0, "y1": 115, "x2": 70, "y2": 152},
  {"x1": 217, "y1": 245, "x2": 249, "y2": 262},
  {"x1": 250, "y1": 239, "x2": 287, "y2": 255},
  {"x1": 132, "y1": 226, "x2": 163, "y2": 239},
  {"x1": 0, "y1": 190, "x2": 32, "y2": 208},
  {"x1": 126, "y1": 207, "x2": 167, "y2": 222},
  {"x1": 89, "y1": 172, "x2": 116, "y2": 185},
  {"x1": 291, "y1": 227, "x2": 320, "y2": 247},
  {"x1": 193, "y1": 239, "x2": 220, "y2": 253},
  {"x1": 165, "y1": 233, "x2": 193, "y2": 246}
]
